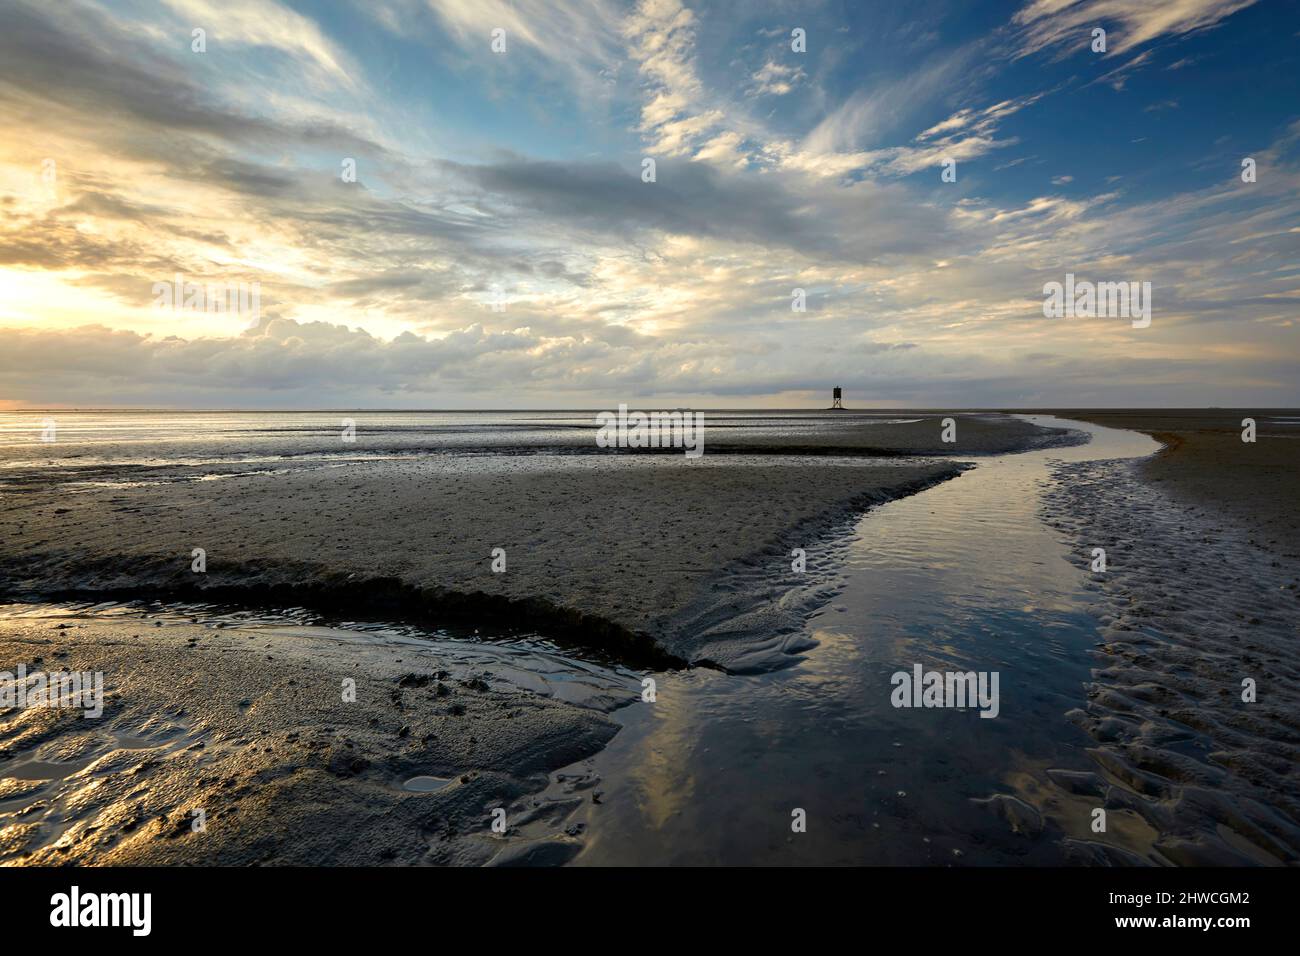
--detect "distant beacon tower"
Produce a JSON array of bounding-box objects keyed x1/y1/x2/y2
[{"x1": 831, "y1": 386, "x2": 844, "y2": 409}]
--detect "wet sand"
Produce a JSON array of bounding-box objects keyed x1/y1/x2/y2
[
  {"x1": 9, "y1": 409, "x2": 1295, "y2": 866},
  {"x1": 703, "y1": 412, "x2": 1082, "y2": 457},
  {"x1": 0, "y1": 456, "x2": 967, "y2": 668},
  {"x1": 1050, "y1": 410, "x2": 1300, "y2": 560},
  {"x1": 0, "y1": 605, "x2": 625, "y2": 865},
  {"x1": 1038, "y1": 411, "x2": 1300, "y2": 864},
  {"x1": 0, "y1": 414, "x2": 1083, "y2": 668}
]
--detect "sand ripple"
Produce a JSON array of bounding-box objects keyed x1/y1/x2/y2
[{"x1": 1043, "y1": 458, "x2": 1300, "y2": 865}]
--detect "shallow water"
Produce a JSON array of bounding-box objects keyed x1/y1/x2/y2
[
  {"x1": 0, "y1": 599, "x2": 643, "y2": 714},
  {"x1": 562, "y1": 417, "x2": 1161, "y2": 865},
  {"x1": 0, "y1": 409, "x2": 928, "y2": 475}
]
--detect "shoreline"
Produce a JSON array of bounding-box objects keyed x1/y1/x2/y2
[
  {"x1": 0, "y1": 454, "x2": 1003, "y2": 669},
  {"x1": 0, "y1": 462, "x2": 970, "y2": 676}
]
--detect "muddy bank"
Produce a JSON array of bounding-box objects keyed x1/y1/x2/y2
[
  {"x1": 0, "y1": 455, "x2": 967, "y2": 668},
  {"x1": 1044, "y1": 410, "x2": 1300, "y2": 560},
  {"x1": 0, "y1": 604, "x2": 631, "y2": 865},
  {"x1": 1041, "y1": 449, "x2": 1300, "y2": 865}
]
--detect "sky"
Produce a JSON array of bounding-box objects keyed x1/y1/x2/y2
[{"x1": 0, "y1": 0, "x2": 1297, "y2": 409}]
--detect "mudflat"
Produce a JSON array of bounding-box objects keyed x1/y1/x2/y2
[
  {"x1": 0, "y1": 412, "x2": 1076, "y2": 865},
  {"x1": 11, "y1": 410, "x2": 1296, "y2": 866},
  {"x1": 1047, "y1": 410, "x2": 1300, "y2": 559}
]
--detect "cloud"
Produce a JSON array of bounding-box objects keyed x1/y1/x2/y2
[
  {"x1": 386, "y1": 0, "x2": 627, "y2": 97},
  {"x1": 159, "y1": 0, "x2": 360, "y2": 90},
  {"x1": 748, "y1": 61, "x2": 805, "y2": 96},
  {"x1": 436, "y1": 155, "x2": 953, "y2": 262},
  {"x1": 0, "y1": 0, "x2": 1295, "y2": 408},
  {"x1": 1088, "y1": 49, "x2": 1156, "y2": 90},
  {"x1": 624, "y1": 0, "x2": 718, "y2": 156},
  {"x1": 802, "y1": 47, "x2": 977, "y2": 156},
  {"x1": 3, "y1": 304, "x2": 1294, "y2": 408},
  {"x1": 1012, "y1": 0, "x2": 1258, "y2": 57},
  {"x1": 784, "y1": 92, "x2": 1043, "y2": 179},
  {"x1": 0, "y1": 1, "x2": 387, "y2": 160}
]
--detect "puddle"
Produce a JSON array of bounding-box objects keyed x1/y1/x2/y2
[{"x1": 2, "y1": 757, "x2": 97, "y2": 782}]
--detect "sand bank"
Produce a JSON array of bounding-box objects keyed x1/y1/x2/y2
[
  {"x1": 707, "y1": 411, "x2": 1083, "y2": 456},
  {"x1": 1040, "y1": 418, "x2": 1300, "y2": 865},
  {"x1": 0, "y1": 454, "x2": 974, "y2": 668}
]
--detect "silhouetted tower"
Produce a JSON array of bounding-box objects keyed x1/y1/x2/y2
[{"x1": 831, "y1": 386, "x2": 844, "y2": 409}]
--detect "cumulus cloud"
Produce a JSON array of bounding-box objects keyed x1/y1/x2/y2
[{"x1": 748, "y1": 61, "x2": 805, "y2": 96}]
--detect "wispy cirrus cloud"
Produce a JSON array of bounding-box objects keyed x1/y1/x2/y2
[
  {"x1": 158, "y1": 0, "x2": 362, "y2": 90},
  {"x1": 375, "y1": 0, "x2": 627, "y2": 98},
  {"x1": 1011, "y1": 0, "x2": 1259, "y2": 58},
  {"x1": 623, "y1": 0, "x2": 727, "y2": 157}
]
